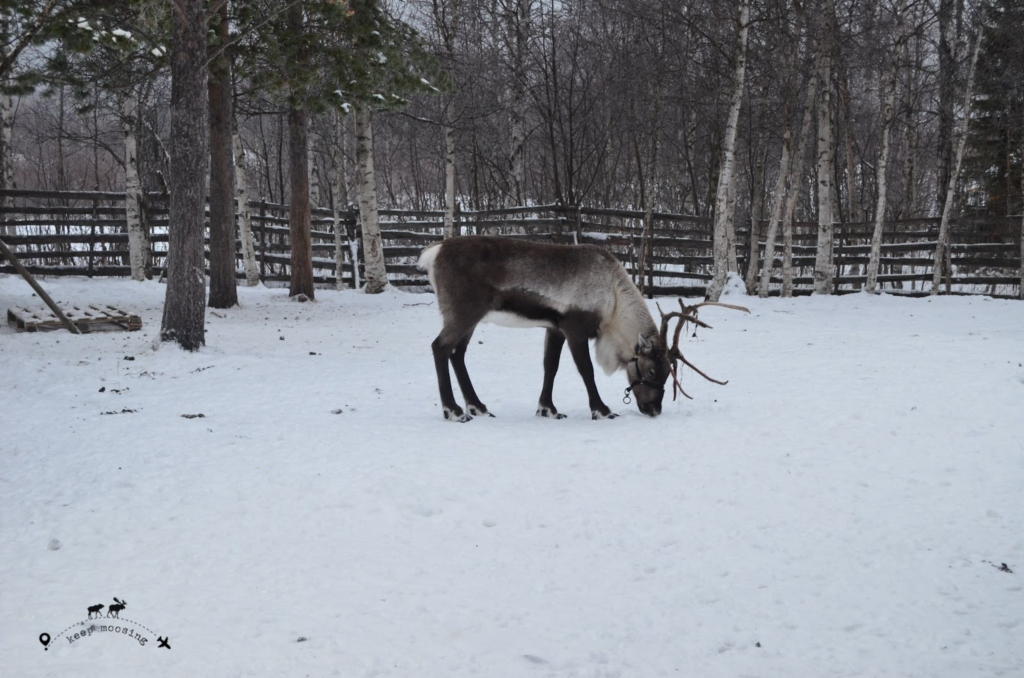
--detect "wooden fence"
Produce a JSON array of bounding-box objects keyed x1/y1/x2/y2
[{"x1": 1, "y1": 189, "x2": 1020, "y2": 298}]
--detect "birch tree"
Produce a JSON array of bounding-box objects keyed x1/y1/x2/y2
[
  {"x1": 812, "y1": 0, "x2": 836, "y2": 295},
  {"x1": 759, "y1": 69, "x2": 817, "y2": 298},
  {"x1": 866, "y1": 8, "x2": 908, "y2": 294},
  {"x1": 781, "y1": 76, "x2": 818, "y2": 297},
  {"x1": 354, "y1": 104, "x2": 387, "y2": 293},
  {"x1": 121, "y1": 90, "x2": 150, "y2": 281},
  {"x1": 501, "y1": 0, "x2": 531, "y2": 204},
  {"x1": 935, "y1": 0, "x2": 961, "y2": 217},
  {"x1": 706, "y1": 0, "x2": 750, "y2": 302},
  {"x1": 432, "y1": 0, "x2": 460, "y2": 238},
  {"x1": 233, "y1": 119, "x2": 259, "y2": 286},
  {"x1": 931, "y1": 31, "x2": 982, "y2": 295}
]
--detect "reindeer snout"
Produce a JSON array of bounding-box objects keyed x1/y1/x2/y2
[{"x1": 639, "y1": 402, "x2": 661, "y2": 417}]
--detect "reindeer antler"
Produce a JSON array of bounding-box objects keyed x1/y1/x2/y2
[{"x1": 656, "y1": 299, "x2": 750, "y2": 401}]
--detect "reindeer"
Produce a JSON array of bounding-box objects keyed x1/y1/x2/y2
[
  {"x1": 419, "y1": 236, "x2": 681, "y2": 421},
  {"x1": 87, "y1": 604, "x2": 104, "y2": 619},
  {"x1": 106, "y1": 598, "x2": 126, "y2": 618}
]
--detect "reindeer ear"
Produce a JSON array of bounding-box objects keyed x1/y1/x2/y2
[{"x1": 636, "y1": 332, "x2": 653, "y2": 355}]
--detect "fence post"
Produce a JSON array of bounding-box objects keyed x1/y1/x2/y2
[
  {"x1": 834, "y1": 222, "x2": 843, "y2": 293},
  {"x1": 944, "y1": 226, "x2": 953, "y2": 295},
  {"x1": 350, "y1": 203, "x2": 362, "y2": 290},
  {"x1": 88, "y1": 195, "x2": 98, "y2": 277},
  {"x1": 258, "y1": 199, "x2": 267, "y2": 279}
]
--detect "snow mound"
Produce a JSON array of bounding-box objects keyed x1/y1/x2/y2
[{"x1": 720, "y1": 271, "x2": 747, "y2": 297}]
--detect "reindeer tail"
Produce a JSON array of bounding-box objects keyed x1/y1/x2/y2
[{"x1": 417, "y1": 243, "x2": 442, "y2": 273}]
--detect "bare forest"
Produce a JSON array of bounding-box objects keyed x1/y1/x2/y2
[
  {"x1": 1, "y1": 0, "x2": 1022, "y2": 348},
  {"x1": 6, "y1": 1, "x2": 1020, "y2": 212}
]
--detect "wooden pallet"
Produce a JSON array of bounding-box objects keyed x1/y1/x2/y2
[{"x1": 7, "y1": 303, "x2": 142, "y2": 333}]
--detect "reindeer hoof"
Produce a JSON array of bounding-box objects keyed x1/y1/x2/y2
[
  {"x1": 443, "y1": 408, "x2": 473, "y2": 423},
  {"x1": 591, "y1": 410, "x2": 618, "y2": 420},
  {"x1": 536, "y1": 406, "x2": 567, "y2": 420},
  {"x1": 467, "y1": 405, "x2": 495, "y2": 418}
]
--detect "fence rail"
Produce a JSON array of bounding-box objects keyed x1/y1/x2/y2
[{"x1": 0, "y1": 189, "x2": 1020, "y2": 298}]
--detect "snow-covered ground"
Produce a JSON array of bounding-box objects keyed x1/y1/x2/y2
[{"x1": 1, "y1": 275, "x2": 1022, "y2": 678}]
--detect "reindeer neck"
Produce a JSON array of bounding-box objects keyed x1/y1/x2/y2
[{"x1": 595, "y1": 274, "x2": 657, "y2": 375}]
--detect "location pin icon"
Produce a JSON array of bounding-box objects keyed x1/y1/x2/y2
[{"x1": 39, "y1": 633, "x2": 51, "y2": 650}]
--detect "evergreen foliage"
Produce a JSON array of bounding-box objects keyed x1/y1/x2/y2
[
  {"x1": 241, "y1": 0, "x2": 440, "y2": 116},
  {"x1": 964, "y1": 0, "x2": 1024, "y2": 223}
]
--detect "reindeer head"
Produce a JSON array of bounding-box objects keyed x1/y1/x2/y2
[
  {"x1": 628, "y1": 299, "x2": 751, "y2": 416},
  {"x1": 625, "y1": 332, "x2": 673, "y2": 417}
]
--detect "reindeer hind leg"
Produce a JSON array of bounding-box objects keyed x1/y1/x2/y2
[{"x1": 450, "y1": 330, "x2": 494, "y2": 418}]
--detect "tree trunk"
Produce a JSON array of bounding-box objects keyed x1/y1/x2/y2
[
  {"x1": 286, "y1": 5, "x2": 314, "y2": 300},
  {"x1": 866, "y1": 35, "x2": 906, "y2": 294},
  {"x1": 309, "y1": 151, "x2": 320, "y2": 208},
  {"x1": 233, "y1": 122, "x2": 259, "y2": 286},
  {"x1": 760, "y1": 75, "x2": 817, "y2": 298},
  {"x1": 288, "y1": 103, "x2": 314, "y2": 299},
  {"x1": 936, "y1": 0, "x2": 957, "y2": 217},
  {"x1": 812, "y1": 5, "x2": 836, "y2": 296},
  {"x1": 757, "y1": 132, "x2": 792, "y2": 298},
  {"x1": 898, "y1": 20, "x2": 924, "y2": 219},
  {"x1": 781, "y1": 185, "x2": 797, "y2": 298},
  {"x1": 780, "y1": 76, "x2": 818, "y2": 298},
  {"x1": 508, "y1": 0, "x2": 529, "y2": 204},
  {"x1": 743, "y1": 136, "x2": 766, "y2": 294},
  {"x1": 354, "y1": 105, "x2": 387, "y2": 293},
  {"x1": 1, "y1": 84, "x2": 14, "y2": 237},
  {"x1": 726, "y1": 151, "x2": 740, "y2": 274},
  {"x1": 837, "y1": 63, "x2": 858, "y2": 223},
  {"x1": 932, "y1": 31, "x2": 982, "y2": 295},
  {"x1": 122, "y1": 92, "x2": 150, "y2": 281},
  {"x1": 207, "y1": 2, "x2": 238, "y2": 308},
  {"x1": 706, "y1": 0, "x2": 750, "y2": 301},
  {"x1": 443, "y1": 103, "x2": 457, "y2": 239},
  {"x1": 331, "y1": 110, "x2": 349, "y2": 290},
  {"x1": 161, "y1": 0, "x2": 208, "y2": 351}
]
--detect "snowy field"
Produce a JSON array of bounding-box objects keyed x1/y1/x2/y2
[{"x1": 1, "y1": 275, "x2": 1022, "y2": 678}]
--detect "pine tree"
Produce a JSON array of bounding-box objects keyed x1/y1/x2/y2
[
  {"x1": 241, "y1": 0, "x2": 438, "y2": 296},
  {"x1": 964, "y1": 0, "x2": 1024, "y2": 226}
]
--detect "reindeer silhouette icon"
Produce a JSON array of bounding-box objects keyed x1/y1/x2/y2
[
  {"x1": 106, "y1": 598, "x2": 126, "y2": 618},
  {"x1": 87, "y1": 604, "x2": 104, "y2": 619}
]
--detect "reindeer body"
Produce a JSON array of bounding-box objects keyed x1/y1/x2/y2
[{"x1": 419, "y1": 236, "x2": 671, "y2": 421}]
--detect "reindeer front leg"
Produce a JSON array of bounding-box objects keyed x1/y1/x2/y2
[
  {"x1": 537, "y1": 328, "x2": 567, "y2": 419},
  {"x1": 565, "y1": 332, "x2": 617, "y2": 420}
]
